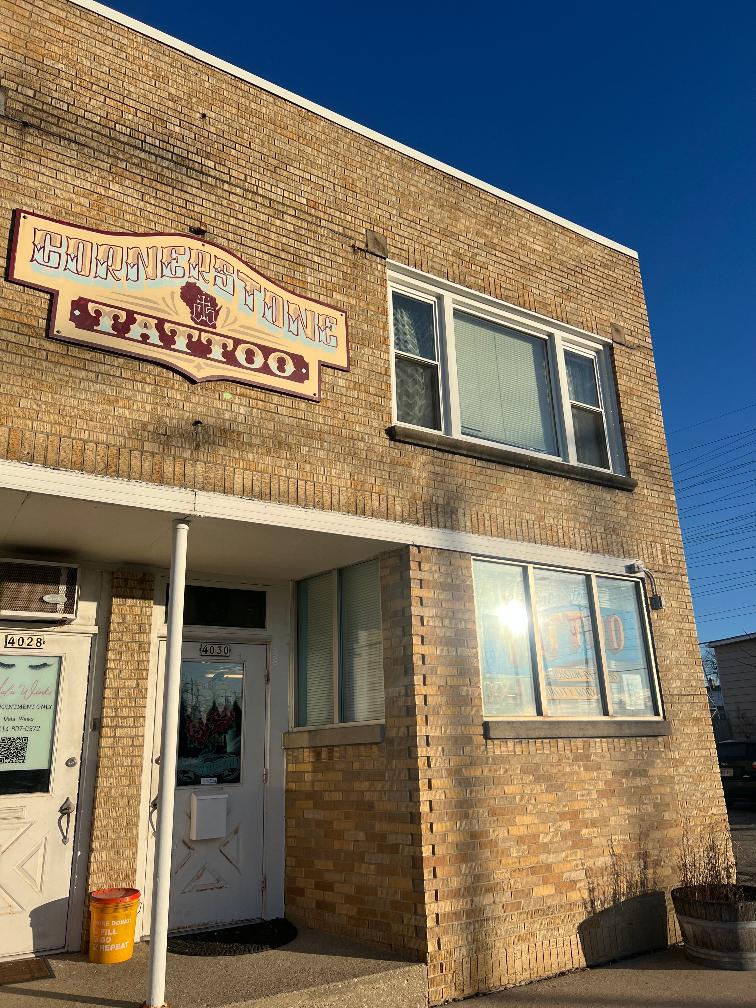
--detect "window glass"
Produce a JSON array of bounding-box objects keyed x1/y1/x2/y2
[
  {"x1": 572, "y1": 407, "x2": 610, "y2": 469},
  {"x1": 296, "y1": 572, "x2": 335, "y2": 727},
  {"x1": 340, "y1": 560, "x2": 384, "y2": 722},
  {"x1": 533, "y1": 569, "x2": 603, "y2": 716},
  {"x1": 0, "y1": 655, "x2": 61, "y2": 794},
  {"x1": 392, "y1": 292, "x2": 436, "y2": 359},
  {"x1": 395, "y1": 356, "x2": 441, "y2": 429},
  {"x1": 176, "y1": 585, "x2": 266, "y2": 628},
  {"x1": 177, "y1": 660, "x2": 244, "y2": 786},
  {"x1": 455, "y1": 311, "x2": 558, "y2": 455},
  {"x1": 565, "y1": 351, "x2": 600, "y2": 407},
  {"x1": 297, "y1": 562, "x2": 385, "y2": 729},
  {"x1": 597, "y1": 578, "x2": 656, "y2": 716},
  {"x1": 473, "y1": 562, "x2": 537, "y2": 716}
]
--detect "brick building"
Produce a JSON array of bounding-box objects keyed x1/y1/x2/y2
[{"x1": 0, "y1": 0, "x2": 727, "y2": 1002}]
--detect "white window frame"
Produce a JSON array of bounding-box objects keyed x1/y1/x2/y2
[
  {"x1": 472, "y1": 556, "x2": 663, "y2": 721},
  {"x1": 293, "y1": 562, "x2": 385, "y2": 730},
  {"x1": 388, "y1": 263, "x2": 626, "y2": 476}
]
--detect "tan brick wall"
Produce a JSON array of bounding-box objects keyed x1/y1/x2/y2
[
  {"x1": 0, "y1": 1, "x2": 728, "y2": 998},
  {"x1": 285, "y1": 551, "x2": 428, "y2": 957},
  {"x1": 86, "y1": 571, "x2": 154, "y2": 892},
  {"x1": 405, "y1": 546, "x2": 725, "y2": 1004}
]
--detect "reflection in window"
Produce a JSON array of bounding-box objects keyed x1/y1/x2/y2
[
  {"x1": 177, "y1": 661, "x2": 244, "y2": 786},
  {"x1": 473, "y1": 562, "x2": 536, "y2": 715},
  {"x1": 597, "y1": 578, "x2": 655, "y2": 715},
  {"x1": 534, "y1": 569, "x2": 602, "y2": 716}
]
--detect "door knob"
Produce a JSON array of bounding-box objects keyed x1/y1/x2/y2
[{"x1": 65, "y1": 757, "x2": 78, "y2": 768}]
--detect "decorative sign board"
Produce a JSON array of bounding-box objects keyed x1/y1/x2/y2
[{"x1": 8, "y1": 210, "x2": 349, "y2": 400}]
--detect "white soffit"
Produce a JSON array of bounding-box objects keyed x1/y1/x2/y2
[
  {"x1": 0, "y1": 460, "x2": 633, "y2": 577},
  {"x1": 69, "y1": 0, "x2": 637, "y2": 259}
]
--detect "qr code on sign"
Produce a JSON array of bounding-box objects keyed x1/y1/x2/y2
[{"x1": 0, "y1": 737, "x2": 29, "y2": 764}]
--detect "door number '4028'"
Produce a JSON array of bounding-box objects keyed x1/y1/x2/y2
[
  {"x1": 4, "y1": 634, "x2": 46, "y2": 648},
  {"x1": 199, "y1": 642, "x2": 231, "y2": 657}
]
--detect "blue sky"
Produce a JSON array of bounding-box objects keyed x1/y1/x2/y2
[{"x1": 106, "y1": 0, "x2": 756, "y2": 642}]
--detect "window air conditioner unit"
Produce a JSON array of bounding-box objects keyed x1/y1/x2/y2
[{"x1": 0, "y1": 559, "x2": 79, "y2": 622}]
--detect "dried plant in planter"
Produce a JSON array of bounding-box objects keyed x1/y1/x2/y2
[
  {"x1": 672, "y1": 826, "x2": 756, "y2": 969},
  {"x1": 678, "y1": 828, "x2": 741, "y2": 901}
]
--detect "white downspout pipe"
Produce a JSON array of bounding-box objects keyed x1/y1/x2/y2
[{"x1": 145, "y1": 518, "x2": 190, "y2": 1008}]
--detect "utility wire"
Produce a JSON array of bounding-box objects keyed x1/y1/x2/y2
[
  {"x1": 677, "y1": 475, "x2": 756, "y2": 502},
  {"x1": 670, "y1": 426, "x2": 756, "y2": 456},
  {"x1": 671, "y1": 427, "x2": 756, "y2": 465},
  {"x1": 669, "y1": 402, "x2": 756, "y2": 436},
  {"x1": 676, "y1": 455, "x2": 756, "y2": 491},
  {"x1": 680, "y1": 495, "x2": 756, "y2": 517},
  {"x1": 682, "y1": 510, "x2": 756, "y2": 533}
]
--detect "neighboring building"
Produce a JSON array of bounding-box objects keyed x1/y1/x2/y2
[
  {"x1": 0, "y1": 1, "x2": 726, "y2": 1003},
  {"x1": 708, "y1": 633, "x2": 756, "y2": 740}
]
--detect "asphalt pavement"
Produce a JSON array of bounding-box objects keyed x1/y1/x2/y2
[{"x1": 728, "y1": 801, "x2": 756, "y2": 884}]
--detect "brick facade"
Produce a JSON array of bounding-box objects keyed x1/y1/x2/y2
[{"x1": 0, "y1": 1, "x2": 728, "y2": 1001}]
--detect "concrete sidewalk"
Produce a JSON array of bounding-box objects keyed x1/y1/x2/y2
[
  {"x1": 0, "y1": 928, "x2": 426, "y2": 1008},
  {"x1": 475, "y1": 947, "x2": 756, "y2": 1007}
]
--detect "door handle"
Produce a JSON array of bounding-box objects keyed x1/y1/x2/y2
[
  {"x1": 149, "y1": 795, "x2": 158, "y2": 836},
  {"x1": 57, "y1": 797, "x2": 75, "y2": 845}
]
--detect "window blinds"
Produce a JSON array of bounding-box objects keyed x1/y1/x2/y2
[
  {"x1": 340, "y1": 560, "x2": 385, "y2": 723},
  {"x1": 296, "y1": 571, "x2": 335, "y2": 727},
  {"x1": 454, "y1": 311, "x2": 558, "y2": 455}
]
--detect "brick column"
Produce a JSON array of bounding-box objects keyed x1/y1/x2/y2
[{"x1": 86, "y1": 571, "x2": 155, "y2": 892}]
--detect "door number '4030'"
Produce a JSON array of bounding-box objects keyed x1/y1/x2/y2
[
  {"x1": 4, "y1": 634, "x2": 46, "y2": 648},
  {"x1": 199, "y1": 642, "x2": 231, "y2": 657}
]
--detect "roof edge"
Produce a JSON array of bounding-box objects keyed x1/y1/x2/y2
[
  {"x1": 68, "y1": 0, "x2": 639, "y2": 260},
  {"x1": 707, "y1": 632, "x2": 756, "y2": 648}
]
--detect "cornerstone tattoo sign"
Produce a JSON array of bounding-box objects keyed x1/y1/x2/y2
[{"x1": 8, "y1": 210, "x2": 349, "y2": 399}]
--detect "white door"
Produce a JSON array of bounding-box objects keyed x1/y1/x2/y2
[
  {"x1": 144, "y1": 640, "x2": 267, "y2": 933},
  {"x1": 0, "y1": 632, "x2": 92, "y2": 958}
]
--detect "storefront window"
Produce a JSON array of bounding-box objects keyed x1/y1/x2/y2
[
  {"x1": 534, "y1": 569, "x2": 603, "y2": 716},
  {"x1": 472, "y1": 559, "x2": 660, "y2": 720},
  {"x1": 296, "y1": 559, "x2": 384, "y2": 728},
  {"x1": 473, "y1": 562, "x2": 537, "y2": 716},
  {"x1": 597, "y1": 577, "x2": 656, "y2": 716},
  {"x1": 0, "y1": 655, "x2": 61, "y2": 794},
  {"x1": 177, "y1": 661, "x2": 244, "y2": 786}
]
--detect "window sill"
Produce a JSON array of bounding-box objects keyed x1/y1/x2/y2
[
  {"x1": 282, "y1": 723, "x2": 385, "y2": 748},
  {"x1": 387, "y1": 424, "x2": 636, "y2": 491},
  {"x1": 484, "y1": 719, "x2": 670, "y2": 740}
]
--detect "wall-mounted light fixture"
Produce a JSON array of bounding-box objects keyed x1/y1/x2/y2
[{"x1": 626, "y1": 562, "x2": 664, "y2": 610}]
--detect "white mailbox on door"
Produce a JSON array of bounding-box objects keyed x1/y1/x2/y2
[{"x1": 190, "y1": 793, "x2": 228, "y2": 840}]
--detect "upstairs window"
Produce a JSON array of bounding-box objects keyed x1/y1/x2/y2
[
  {"x1": 296, "y1": 559, "x2": 384, "y2": 728},
  {"x1": 389, "y1": 269, "x2": 623, "y2": 475}
]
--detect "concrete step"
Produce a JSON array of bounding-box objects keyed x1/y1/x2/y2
[{"x1": 240, "y1": 963, "x2": 427, "y2": 1008}]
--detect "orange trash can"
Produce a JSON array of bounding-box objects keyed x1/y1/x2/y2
[{"x1": 88, "y1": 887, "x2": 140, "y2": 964}]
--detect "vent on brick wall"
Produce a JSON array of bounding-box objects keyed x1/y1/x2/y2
[{"x1": 0, "y1": 560, "x2": 79, "y2": 621}]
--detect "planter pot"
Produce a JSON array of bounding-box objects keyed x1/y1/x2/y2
[{"x1": 671, "y1": 885, "x2": 756, "y2": 970}]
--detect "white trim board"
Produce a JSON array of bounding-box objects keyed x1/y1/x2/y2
[
  {"x1": 67, "y1": 0, "x2": 637, "y2": 260},
  {"x1": 0, "y1": 458, "x2": 636, "y2": 576}
]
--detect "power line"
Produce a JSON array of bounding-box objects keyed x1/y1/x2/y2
[
  {"x1": 682, "y1": 509, "x2": 756, "y2": 532},
  {"x1": 677, "y1": 475, "x2": 756, "y2": 502},
  {"x1": 669, "y1": 402, "x2": 756, "y2": 436},
  {"x1": 692, "y1": 582, "x2": 756, "y2": 599},
  {"x1": 676, "y1": 455, "x2": 756, "y2": 491},
  {"x1": 687, "y1": 541, "x2": 756, "y2": 562},
  {"x1": 697, "y1": 603, "x2": 756, "y2": 620},
  {"x1": 690, "y1": 569, "x2": 756, "y2": 585},
  {"x1": 671, "y1": 427, "x2": 756, "y2": 465},
  {"x1": 680, "y1": 495, "x2": 756, "y2": 517}
]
